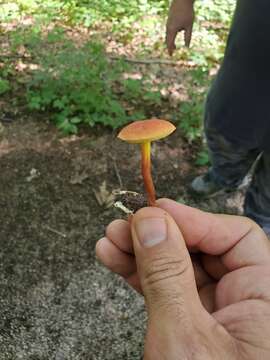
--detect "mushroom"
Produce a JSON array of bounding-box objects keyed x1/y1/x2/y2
[{"x1": 117, "y1": 118, "x2": 176, "y2": 206}]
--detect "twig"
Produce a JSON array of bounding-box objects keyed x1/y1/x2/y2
[
  {"x1": 0, "y1": 54, "x2": 194, "y2": 67},
  {"x1": 109, "y1": 155, "x2": 123, "y2": 188},
  {"x1": 109, "y1": 56, "x2": 180, "y2": 65},
  {"x1": 44, "y1": 225, "x2": 67, "y2": 238},
  {"x1": 0, "y1": 54, "x2": 28, "y2": 59}
]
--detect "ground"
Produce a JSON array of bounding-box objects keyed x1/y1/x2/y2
[{"x1": 0, "y1": 113, "x2": 246, "y2": 360}]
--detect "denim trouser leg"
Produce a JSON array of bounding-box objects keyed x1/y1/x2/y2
[
  {"x1": 204, "y1": 107, "x2": 260, "y2": 188},
  {"x1": 204, "y1": 105, "x2": 270, "y2": 233},
  {"x1": 244, "y1": 153, "x2": 270, "y2": 234}
]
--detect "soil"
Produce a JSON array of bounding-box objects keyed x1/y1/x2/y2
[{"x1": 0, "y1": 116, "x2": 245, "y2": 359}]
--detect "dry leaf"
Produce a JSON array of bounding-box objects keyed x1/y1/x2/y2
[
  {"x1": 70, "y1": 171, "x2": 89, "y2": 185},
  {"x1": 94, "y1": 181, "x2": 115, "y2": 208}
]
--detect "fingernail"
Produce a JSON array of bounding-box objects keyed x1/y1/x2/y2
[{"x1": 135, "y1": 218, "x2": 167, "y2": 248}]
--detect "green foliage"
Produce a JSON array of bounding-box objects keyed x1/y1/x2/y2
[
  {"x1": 179, "y1": 69, "x2": 209, "y2": 143},
  {"x1": 180, "y1": 99, "x2": 204, "y2": 143},
  {"x1": 196, "y1": 0, "x2": 235, "y2": 25},
  {"x1": 1, "y1": 0, "x2": 233, "y2": 28},
  {"x1": 0, "y1": 77, "x2": 10, "y2": 95},
  {"x1": 189, "y1": 0, "x2": 235, "y2": 68},
  {"x1": 25, "y1": 30, "x2": 161, "y2": 133},
  {"x1": 195, "y1": 149, "x2": 210, "y2": 166},
  {"x1": 1, "y1": 0, "x2": 235, "y2": 137},
  {"x1": 0, "y1": 0, "x2": 168, "y2": 27}
]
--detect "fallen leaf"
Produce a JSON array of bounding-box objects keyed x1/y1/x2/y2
[
  {"x1": 70, "y1": 171, "x2": 89, "y2": 185},
  {"x1": 94, "y1": 181, "x2": 115, "y2": 208}
]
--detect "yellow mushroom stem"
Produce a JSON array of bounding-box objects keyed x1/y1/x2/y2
[{"x1": 141, "y1": 141, "x2": 156, "y2": 206}]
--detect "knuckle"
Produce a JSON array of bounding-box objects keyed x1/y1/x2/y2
[{"x1": 143, "y1": 254, "x2": 189, "y2": 288}]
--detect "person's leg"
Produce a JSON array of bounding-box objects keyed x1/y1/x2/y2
[
  {"x1": 191, "y1": 107, "x2": 260, "y2": 196},
  {"x1": 205, "y1": 110, "x2": 261, "y2": 187},
  {"x1": 191, "y1": 0, "x2": 265, "y2": 196},
  {"x1": 244, "y1": 153, "x2": 270, "y2": 236}
]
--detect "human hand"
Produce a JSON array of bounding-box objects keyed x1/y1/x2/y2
[
  {"x1": 96, "y1": 199, "x2": 270, "y2": 359},
  {"x1": 166, "y1": 0, "x2": 195, "y2": 55}
]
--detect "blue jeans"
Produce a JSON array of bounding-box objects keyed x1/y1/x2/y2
[
  {"x1": 203, "y1": 0, "x2": 270, "y2": 235},
  {"x1": 204, "y1": 107, "x2": 270, "y2": 235}
]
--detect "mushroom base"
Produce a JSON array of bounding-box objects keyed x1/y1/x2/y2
[{"x1": 113, "y1": 190, "x2": 148, "y2": 214}]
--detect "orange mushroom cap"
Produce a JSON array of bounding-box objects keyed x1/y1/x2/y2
[{"x1": 118, "y1": 119, "x2": 176, "y2": 144}]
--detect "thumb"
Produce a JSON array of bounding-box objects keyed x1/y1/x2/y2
[{"x1": 131, "y1": 207, "x2": 202, "y2": 322}]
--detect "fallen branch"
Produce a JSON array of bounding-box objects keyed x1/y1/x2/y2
[
  {"x1": 1, "y1": 53, "x2": 194, "y2": 67},
  {"x1": 109, "y1": 56, "x2": 183, "y2": 66},
  {"x1": 109, "y1": 155, "x2": 123, "y2": 188},
  {"x1": 0, "y1": 54, "x2": 28, "y2": 59}
]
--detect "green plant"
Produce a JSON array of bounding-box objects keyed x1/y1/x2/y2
[
  {"x1": 195, "y1": 149, "x2": 210, "y2": 166},
  {"x1": 0, "y1": 78, "x2": 10, "y2": 95},
  {"x1": 0, "y1": 0, "x2": 168, "y2": 27},
  {"x1": 180, "y1": 98, "x2": 204, "y2": 142},
  {"x1": 25, "y1": 31, "x2": 162, "y2": 133},
  {"x1": 27, "y1": 38, "x2": 123, "y2": 132},
  {"x1": 179, "y1": 68, "x2": 210, "y2": 143}
]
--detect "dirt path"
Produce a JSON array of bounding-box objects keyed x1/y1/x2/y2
[{"x1": 0, "y1": 118, "x2": 244, "y2": 359}]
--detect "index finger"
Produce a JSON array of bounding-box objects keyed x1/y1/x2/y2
[{"x1": 157, "y1": 198, "x2": 270, "y2": 270}]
